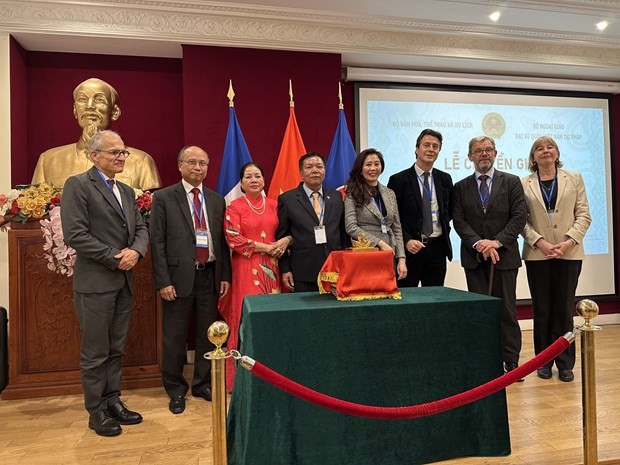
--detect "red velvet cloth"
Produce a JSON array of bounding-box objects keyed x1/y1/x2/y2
[{"x1": 318, "y1": 250, "x2": 400, "y2": 300}]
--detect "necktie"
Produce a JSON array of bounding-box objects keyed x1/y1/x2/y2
[
  {"x1": 191, "y1": 187, "x2": 209, "y2": 264},
  {"x1": 107, "y1": 179, "x2": 115, "y2": 189},
  {"x1": 479, "y1": 175, "x2": 489, "y2": 210},
  {"x1": 312, "y1": 192, "x2": 322, "y2": 220},
  {"x1": 422, "y1": 172, "x2": 433, "y2": 237}
]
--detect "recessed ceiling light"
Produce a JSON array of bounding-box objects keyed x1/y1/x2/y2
[
  {"x1": 596, "y1": 20, "x2": 608, "y2": 31},
  {"x1": 489, "y1": 12, "x2": 501, "y2": 22}
]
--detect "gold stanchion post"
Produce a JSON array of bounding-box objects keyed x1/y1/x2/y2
[
  {"x1": 576, "y1": 299, "x2": 601, "y2": 465},
  {"x1": 206, "y1": 321, "x2": 232, "y2": 465}
]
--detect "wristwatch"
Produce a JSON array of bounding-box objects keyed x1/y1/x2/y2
[{"x1": 495, "y1": 240, "x2": 503, "y2": 248}]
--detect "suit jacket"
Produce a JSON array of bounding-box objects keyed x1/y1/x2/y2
[
  {"x1": 387, "y1": 165, "x2": 453, "y2": 260},
  {"x1": 61, "y1": 166, "x2": 149, "y2": 294},
  {"x1": 521, "y1": 169, "x2": 591, "y2": 261},
  {"x1": 149, "y1": 181, "x2": 232, "y2": 298},
  {"x1": 452, "y1": 169, "x2": 527, "y2": 270},
  {"x1": 276, "y1": 183, "x2": 349, "y2": 283},
  {"x1": 344, "y1": 183, "x2": 405, "y2": 258}
]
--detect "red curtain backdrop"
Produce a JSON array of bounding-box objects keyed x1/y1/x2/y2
[
  {"x1": 11, "y1": 45, "x2": 184, "y2": 187},
  {"x1": 181, "y1": 45, "x2": 353, "y2": 190}
]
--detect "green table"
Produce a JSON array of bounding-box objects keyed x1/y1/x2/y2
[{"x1": 227, "y1": 287, "x2": 510, "y2": 465}]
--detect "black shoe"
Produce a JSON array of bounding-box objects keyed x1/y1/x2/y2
[
  {"x1": 559, "y1": 369, "x2": 574, "y2": 382},
  {"x1": 192, "y1": 387, "x2": 212, "y2": 402},
  {"x1": 108, "y1": 401, "x2": 143, "y2": 425},
  {"x1": 169, "y1": 396, "x2": 186, "y2": 414},
  {"x1": 505, "y1": 362, "x2": 525, "y2": 382},
  {"x1": 88, "y1": 409, "x2": 122, "y2": 437},
  {"x1": 537, "y1": 367, "x2": 552, "y2": 379}
]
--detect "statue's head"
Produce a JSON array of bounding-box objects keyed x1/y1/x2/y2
[{"x1": 72, "y1": 78, "x2": 121, "y2": 131}]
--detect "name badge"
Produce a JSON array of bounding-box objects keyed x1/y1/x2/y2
[
  {"x1": 431, "y1": 210, "x2": 439, "y2": 223},
  {"x1": 196, "y1": 228, "x2": 209, "y2": 248},
  {"x1": 381, "y1": 223, "x2": 388, "y2": 234},
  {"x1": 314, "y1": 225, "x2": 327, "y2": 244}
]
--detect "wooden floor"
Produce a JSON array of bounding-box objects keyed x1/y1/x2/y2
[{"x1": 1, "y1": 326, "x2": 619, "y2": 465}]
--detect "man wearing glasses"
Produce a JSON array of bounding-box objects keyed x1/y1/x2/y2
[
  {"x1": 452, "y1": 136, "x2": 527, "y2": 378},
  {"x1": 32, "y1": 77, "x2": 161, "y2": 190},
  {"x1": 149, "y1": 146, "x2": 231, "y2": 415},
  {"x1": 61, "y1": 130, "x2": 149, "y2": 436}
]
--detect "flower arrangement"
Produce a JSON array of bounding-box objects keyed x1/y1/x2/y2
[
  {"x1": 40, "y1": 206, "x2": 76, "y2": 276},
  {"x1": 1, "y1": 184, "x2": 153, "y2": 277},
  {"x1": 0, "y1": 183, "x2": 61, "y2": 228},
  {"x1": 134, "y1": 189, "x2": 153, "y2": 225}
]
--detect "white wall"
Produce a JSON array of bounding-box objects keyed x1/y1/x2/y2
[{"x1": 0, "y1": 33, "x2": 11, "y2": 315}]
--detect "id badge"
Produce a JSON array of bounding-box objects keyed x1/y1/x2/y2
[
  {"x1": 196, "y1": 228, "x2": 209, "y2": 248},
  {"x1": 431, "y1": 209, "x2": 438, "y2": 223},
  {"x1": 381, "y1": 223, "x2": 388, "y2": 234},
  {"x1": 314, "y1": 225, "x2": 327, "y2": 244}
]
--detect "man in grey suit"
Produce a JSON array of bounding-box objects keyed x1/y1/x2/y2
[
  {"x1": 61, "y1": 130, "x2": 149, "y2": 436},
  {"x1": 276, "y1": 152, "x2": 349, "y2": 292},
  {"x1": 452, "y1": 136, "x2": 527, "y2": 377},
  {"x1": 149, "y1": 146, "x2": 231, "y2": 414}
]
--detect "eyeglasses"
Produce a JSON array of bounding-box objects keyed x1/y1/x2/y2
[
  {"x1": 96, "y1": 149, "x2": 131, "y2": 159},
  {"x1": 471, "y1": 148, "x2": 495, "y2": 156},
  {"x1": 182, "y1": 159, "x2": 209, "y2": 168}
]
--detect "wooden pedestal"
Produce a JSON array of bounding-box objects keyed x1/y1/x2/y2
[{"x1": 2, "y1": 222, "x2": 162, "y2": 399}]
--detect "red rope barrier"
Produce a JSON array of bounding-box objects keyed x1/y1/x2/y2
[{"x1": 246, "y1": 336, "x2": 570, "y2": 420}]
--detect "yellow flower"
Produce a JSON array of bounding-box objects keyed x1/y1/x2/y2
[
  {"x1": 251, "y1": 269, "x2": 258, "y2": 275},
  {"x1": 253, "y1": 280, "x2": 260, "y2": 286},
  {"x1": 32, "y1": 207, "x2": 46, "y2": 218}
]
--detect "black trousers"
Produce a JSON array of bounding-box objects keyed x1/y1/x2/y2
[
  {"x1": 525, "y1": 259, "x2": 582, "y2": 370},
  {"x1": 161, "y1": 265, "x2": 217, "y2": 398},
  {"x1": 398, "y1": 238, "x2": 448, "y2": 287},
  {"x1": 465, "y1": 264, "x2": 521, "y2": 364}
]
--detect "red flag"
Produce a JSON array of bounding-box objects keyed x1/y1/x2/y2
[{"x1": 267, "y1": 106, "x2": 306, "y2": 199}]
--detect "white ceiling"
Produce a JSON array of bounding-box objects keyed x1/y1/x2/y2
[{"x1": 2, "y1": 0, "x2": 620, "y2": 81}]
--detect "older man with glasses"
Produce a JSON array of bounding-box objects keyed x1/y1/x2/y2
[
  {"x1": 452, "y1": 135, "x2": 527, "y2": 379},
  {"x1": 61, "y1": 129, "x2": 149, "y2": 436},
  {"x1": 149, "y1": 145, "x2": 231, "y2": 415}
]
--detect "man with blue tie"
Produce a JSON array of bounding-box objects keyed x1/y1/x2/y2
[
  {"x1": 388, "y1": 128, "x2": 453, "y2": 287},
  {"x1": 61, "y1": 130, "x2": 149, "y2": 436},
  {"x1": 452, "y1": 136, "x2": 527, "y2": 377}
]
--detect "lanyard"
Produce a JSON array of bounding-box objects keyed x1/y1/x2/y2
[
  {"x1": 537, "y1": 171, "x2": 557, "y2": 208},
  {"x1": 371, "y1": 194, "x2": 385, "y2": 222},
  {"x1": 188, "y1": 190, "x2": 205, "y2": 227},
  {"x1": 96, "y1": 168, "x2": 125, "y2": 217},
  {"x1": 416, "y1": 171, "x2": 434, "y2": 202},
  {"x1": 477, "y1": 175, "x2": 493, "y2": 206}
]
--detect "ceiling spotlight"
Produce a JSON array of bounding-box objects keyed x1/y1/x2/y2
[
  {"x1": 596, "y1": 20, "x2": 608, "y2": 31},
  {"x1": 489, "y1": 12, "x2": 501, "y2": 22}
]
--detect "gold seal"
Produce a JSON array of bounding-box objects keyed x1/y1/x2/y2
[
  {"x1": 351, "y1": 232, "x2": 376, "y2": 251},
  {"x1": 481, "y1": 112, "x2": 506, "y2": 139}
]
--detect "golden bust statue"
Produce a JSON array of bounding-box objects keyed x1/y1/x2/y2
[{"x1": 31, "y1": 78, "x2": 161, "y2": 189}]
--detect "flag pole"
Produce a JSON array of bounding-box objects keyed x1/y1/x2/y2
[
  {"x1": 228, "y1": 79, "x2": 235, "y2": 108},
  {"x1": 289, "y1": 79, "x2": 294, "y2": 108},
  {"x1": 338, "y1": 82, "x2": 344, "y2": 110}
]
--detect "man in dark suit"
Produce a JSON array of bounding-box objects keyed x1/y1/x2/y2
[
  {"x1": 388, "y1": 128, "x2": 453, "y2": 287},
  {"x1": 61, "y1": 130, "x2": 149, "y2": 436},
  {"x1": 276, "y1": 152, "x2": 349, "y2": 292},
  {"x1": 453, "y1": 135, "x2": 527, "y2": 376},
  {"x1": 149, "y1": 145, "x2": 231, "y2": 415}
]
